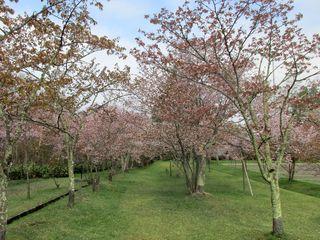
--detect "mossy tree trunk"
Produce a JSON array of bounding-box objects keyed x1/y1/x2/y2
[
  {"x1": 270, "y1": 174, "x2": 283, "y2": 236},
  {"x1": 53, "y1": 177, "x2": 60, "y2": 189},
  {"x1": 206, "y1": 150, "x2": 211, "y2": 173},
  {"x1": 65, "y1": 134, "x2": 75, "y2": 208},
  {"x1": 180, "y1": 148, "x2": 207, "y2": 195},
  {"x1": 216, "y1": 154, "x2": 219, "y2": 165},
  {"x1": 196, "y1": 146, "x2": 207, "y2": 194},
  {"x1": 24, "y1": 148, "x2": 31, "y2": 200},
  {"x1": 181, "y1": 154, "x2": 193, "y2": 194},
  {"x1": 92, "y1": 165, "x2": 100, "y2": 192},
  {"x1": 0, "y1": 109, "x2": 17, "y2": 240},
  {"x1": 87, "y1": 156, "x2": 93, "y2": 184},
  {"x1": 0, "y1": 142, "x2": 12, "y2": 240},
  {"x1": 0, "y1": 169, "x2": 7, "y2": 240},
  {"x1": 241, "y1": 159, "x2": 253, "y2": 196},
  {"x1": 288, "y1": 157, "x2": 296, "y2": 183},
  {"x1": 121, "y1": 154, "x2": 130, "y2": 173},
  {"x1": 196, "y1": 159, "x2": 206, "y2": 194}
]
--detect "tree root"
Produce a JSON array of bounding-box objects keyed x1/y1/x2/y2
[{"x1": 190, "y1": 191, "x2": 212, "y2": 197}]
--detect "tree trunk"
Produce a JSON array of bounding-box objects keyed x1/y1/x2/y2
[
  {"x1": 169, "y1": 160, "x2": 172, "y2": 177},
  {"x1": 206, "y1": 151, "x2": 211, "y2": 172},
  {"x1": 92, "y1": 165, "x2": 100, "y2": 192},
  {"x1": 89, "y1": 162, "x2": 93, "y2": 184},
  {"x1": 216, "y1": 155, "x2": 219, "y2": 165},
  {"x1": 24, "y1": 148, "x2": 31, "y2": 200},
  {"x1": 92, "y1": 178, "x2": 97, "y2": 192},
  {"x1": 15, "y1": 145, "x2": 19, "y2": 171},
  {"x1": 0, "y1": 170, "x2": 7, "y2": 240},
  {"x1": 196, "y1": 155, "x2": 206, "y2": 194},
  {"x1": 121, "y1": 154, "x2": 130, "y2": 173},
  {"x1": 66, "y1": 134, "x2": 75, "y2": 208},
  {"x1": 0, "y1": 144, "x2": 11, "y2": 240},
  {"x1": 270, "y1": 178, "x2": 284, "y2": 236},
  {"x1": 288, "y1": 157, "x2": 296, "y2": 183},
  {"x1": 108, "y1": 160, "x2": 114, "y2": 182},
  {"x1": 242, "y1": 161, "x2": 245, "y2": 192},
  {"x1": 241, "y1": 160, "x2": 253, "y2": 196},
  {"x1": 53, "y1": 178, "x2": 60, "y2": 188},
  {"x1": 181, "y1": 157, "x2": 192, "y2": 194},
  {"x1": 194, "y1": 146, "x2": 207, "y2": 194},
  {"x1": 129, "y1": 159, "x2": 134, "y2": 169},
  {"x1": 68, "y1": 189, "x2": 75, "y2": 208},
  {"x1": 108, "y1": 170, "x2": 113, "y2": 182},
  {"x1": 26, "y1": 170, "x2": 30, "y2": 200}
]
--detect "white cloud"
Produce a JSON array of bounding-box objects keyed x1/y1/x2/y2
[{"x1": 91, "y1": 0, "x2": 320, "y2": 77}]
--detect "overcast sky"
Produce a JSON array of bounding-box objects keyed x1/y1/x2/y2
[{"x1": 12, "y1": 0, "x2": 320, "y2": 73}]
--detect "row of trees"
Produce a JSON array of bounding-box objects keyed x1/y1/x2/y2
[
  {"x1": 132, "y1": 0, "x2": 320, "y2": 236},
  {"x1": 0, "y1": 0, "x2": 131, "y2": 239},
  {"x1": 1, "y1": 0, "x2": 319, "y2": 239}
]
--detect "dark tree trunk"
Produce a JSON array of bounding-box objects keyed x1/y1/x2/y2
[
  {"x1": 92, "y1": 177, "x2": 100, "y2": 192},
  {"x1": 89, "y1": 163, "x2": 93, "y2": 183},
  {"x1": 273, "y1": 217, "x2": 284, "y2": 236},
  {"x1": 24, "y1": 148, "x2": 31, "y2": 200},
  {"x1": 92, "y1": 166, "x2": 100, "y2": 192},
  {"x1": 108, "y1": 168, "x2": 114, "y2": 182},
  {"x1": 108, "y1": 173, "x2": 113, "y2": 182},
  {"x1": 242, "y1": 160, "x2": 253, "y2": 196},
  {"x1": 242, "y1": 161, "x2": 246, "y2": 192},
  {"x1": 196, "y1": 155, "x2": 206, "y2": 195},
  {"x1": 68, "y1": 190, "x2": 75, "y2": 208},
  {"x1": 270, "y1": 178, "x2": 284, "y2": 236},
  {"x1": 0, "y1": 229, "x2": 5, "y2": 240},
  {"x1": 53, "y1": 178, "x2": 60, "y2": 188},
  {"x1": 216, "y1": 155, "x2": 219, "y2": 165},
  {"x1": 288, "y1": 157, "x2": 296, "y2": 183},
  {"x1": 0, "y1": 171, "x2": 7, "y2": 240},
  {"x1": 65, "y1": 134, "x2": 75, "y2": 208},
  {"x1": 26, "y1": 171, "x2": 30, "y2": 200},
  {"x1": 0, "y1": 118, "x2": 13, "y2": 240}
]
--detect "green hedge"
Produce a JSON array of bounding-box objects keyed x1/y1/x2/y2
[{"x1": 9, "y1": 164, "x2": 68, "y2": 180}]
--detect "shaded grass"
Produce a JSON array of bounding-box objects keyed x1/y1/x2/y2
[
  {"x1": 7, "y1": 162, "x2": 320, "y2": 240},
  {"x1": 220, "y1": 160, "x2": 320, "y2": 184},
  {"x1": 8, "y1": 175, "x2": 86, "y2": 217},
  {"x1": 215, "y1": 163, "x2": 320, "y2": 198}
]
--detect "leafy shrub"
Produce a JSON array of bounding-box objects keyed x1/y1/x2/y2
[
  {"x1": 9, "y1": 164, "x2": 68, "y2": 180},
  {"x1": 49, "y1": 165, "x2": 68, "y2": 178}
]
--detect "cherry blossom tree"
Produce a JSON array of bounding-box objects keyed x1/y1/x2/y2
[
  {"x1": 132, "y1": 67, "x2": 233, "y2": 194},
  {"x1": 134, "y1": 0, "x2": 320, "y2": 235},
  {"x1": 0, "y1": 0, "x2": 126, "y2": 237},
  {"x1": 79, "y1": 105, "x2": 158, "y2": 187}
]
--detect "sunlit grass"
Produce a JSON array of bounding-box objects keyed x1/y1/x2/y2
[{"x1": 7, "y1": 162, "x2": 320, "y2": 240}]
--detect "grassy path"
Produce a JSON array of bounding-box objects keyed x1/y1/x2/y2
[{"x1": 8, "y1": 162, "x2": 320, "y2": 240}]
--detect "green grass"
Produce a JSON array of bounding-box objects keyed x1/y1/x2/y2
[
  {"x1": 7, "y1": 162, "x2": 320, "y2": 240},
  {"x1": 220, "y1": 160, "x2": 320, "y2": 184},
  {"x1": 215, "y1": 163, "x2": 320, "y2": 198},
  {"x1": 8, "y1": 176, "x2": 86, "y2": 217}
]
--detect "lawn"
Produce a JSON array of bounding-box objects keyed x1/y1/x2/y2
[
  {"x1": 7, "y1": 161, "x2": 320, "y2": 240},
  {"x1": 220, "y1": 160, "x2": 320, "y2": 184},
  {"x1": 8, "y1": 175, "x2": 87, "y2": 218},
  {"x1": 216, "y1": 162, "x2": 320, "y2": 198}
]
